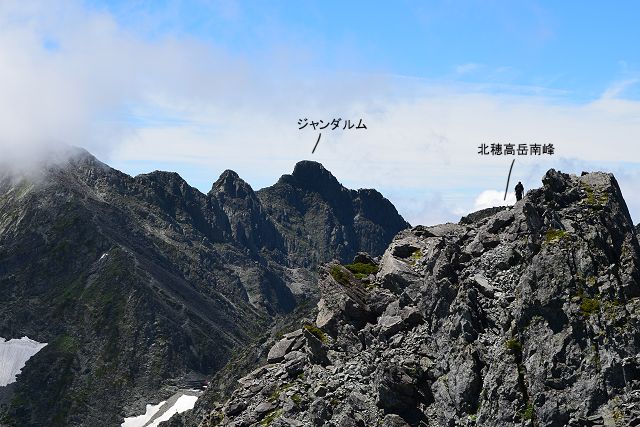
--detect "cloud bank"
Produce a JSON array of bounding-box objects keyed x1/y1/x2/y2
[
  {"x1": 472, "y1": 190, "x2": 517, "y2": 212},
  {"x1": 1, "y1": 1, "x2": 639, "y2": 225}
]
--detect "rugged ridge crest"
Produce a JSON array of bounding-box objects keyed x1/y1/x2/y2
[
  {"x1": 0, "y1": 150, "x2": 408, "y2": 426},
  {"x1": 257, "y1": 161, "x2": 409, "y2": 268},
  {"x1": 179, "y1": 169, "x2": 640, "y2": 427}
]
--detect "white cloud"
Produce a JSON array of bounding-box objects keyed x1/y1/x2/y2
[
  {"x1": 455, "y1": 63, "x2": 481, "y2": 75},
  {"x1": 600, "y1": 78, "x2": 639, "y2": 100},
  {"x1": 472, "y1": 190, "x2": 517, "y2": 211},
  {"x1": 2, "y1": 1, "x2": 640, "y2": 227},
  {"x1": 0, "y1": 0, "x2": 257, "y2": 164}
]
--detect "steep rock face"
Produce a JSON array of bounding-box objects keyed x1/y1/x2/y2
[
  {"x1": 209, "y1": 170, "x2": 283, "y2": 258},
  {"x1": 0, "y1": 151, "x2": 268, "y2": 426},
  {"x1": 0, "y1": 149, "x2": 407, "y2": 426},
  {"x1": 186, "y1": 170, "x2": 640, "y2": 427},
  {"x1": 257, "y1": 161, "x2": 409, "y2": 268}
]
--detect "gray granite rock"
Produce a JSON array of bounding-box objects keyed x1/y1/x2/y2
[{"x1": 172, "y1": 169, "x2": 640, "y2": 427}]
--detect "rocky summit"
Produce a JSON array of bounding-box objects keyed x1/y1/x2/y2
[
  {"x1": 0, "y1": 148, "x2": 407, "y2": 426},
  {"x1": 174, "y1": 170, "x2": 640, "y2": 427}
]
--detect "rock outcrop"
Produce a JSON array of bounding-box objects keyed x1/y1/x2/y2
[
  {"x1": 0, "y1": 149, "x2": 408, "y2": 426},
  {"x1": 180, "y1": 170, "x2": 640, "y2": 426},
  {"x1": 257, "y1": 161, "x2": 410, "y2": 268}
]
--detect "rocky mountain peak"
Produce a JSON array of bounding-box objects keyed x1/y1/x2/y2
[
  {"x1": 217, "y1": 169, "x2": 241, "y2": 181},
  {"x1": 285, "y1": 160, "x2": 344, "y2": 195},
  {"x1": 210, "y1": 169, "x2": 254, "y2": 200},
  {"x1": 59, "y1": 145, "x2": 100, "y2": 165},
  {"x1": 0, "y1": 151, "x2": 409, "y2": 426},
  {"x1": 291, "y1": 159, "x2": 330, "y2": 177},
  {"x1": 178, "y1": 168, "x2": 640, "y2": 427},
  {"x1": 1, "y1": 145, "x2": 109, "y2": 185},
  {"x1": 256, "y1": 161, "x2": 409, "y2": 268},
  {"x1": 134, "y1": 170, "x2": 193, "y2": 193}
]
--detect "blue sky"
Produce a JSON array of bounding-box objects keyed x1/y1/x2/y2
[
  {"x1": 2, "y1": 1, "x2": 640, "y2": 224},
  {"x1": 87, "y1": 0, "x2": 640, "y2": 101}
]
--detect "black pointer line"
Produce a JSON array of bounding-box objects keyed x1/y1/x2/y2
[
  {"x1": 312, "y1": 133, "x2": 321, "y2": 154},
  {"x1": 504, "y1": 159, "x2": 515, "y2": 201}
]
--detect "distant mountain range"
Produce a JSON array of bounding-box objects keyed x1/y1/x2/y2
[{"x1": 0, "y1": 148, "x2": 408, "y2": 426}]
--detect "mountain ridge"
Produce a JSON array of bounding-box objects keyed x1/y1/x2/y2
[
  {"x1": 170, "y1": 169, "x2": 640, "y2": 427},
  {"x1": 0, "y1": 149, "x2": 409, "y2": 426}
]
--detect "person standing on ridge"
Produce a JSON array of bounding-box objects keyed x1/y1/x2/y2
[{"x1": 515, "y1": 181, "x2": 524, "y2": 201}]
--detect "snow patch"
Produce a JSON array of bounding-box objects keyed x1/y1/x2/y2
[
  {"x1": 146, "y1": 394, "x2": 198, "y2": 427},
  {"x1": 122, "y1": 390, "x2": 200, "y2": 427},
  {"x1": 0, "y1": 336, "x2": 47, "y2": 386},
  {"x1": 121, "y1": 401, "x2": 165, "y2": 427}
]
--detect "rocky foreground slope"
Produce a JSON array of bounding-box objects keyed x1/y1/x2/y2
[
  {"x1": 0, "y1": 148, "x2": 407, "y2": 426},
  {"x1": 174, "y1": 170, "x2": 640, "y2": 427}
]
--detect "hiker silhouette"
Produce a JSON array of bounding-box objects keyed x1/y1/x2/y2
[{"x1": 515, "y1": 181, "x2": 524, "y2": 201}]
